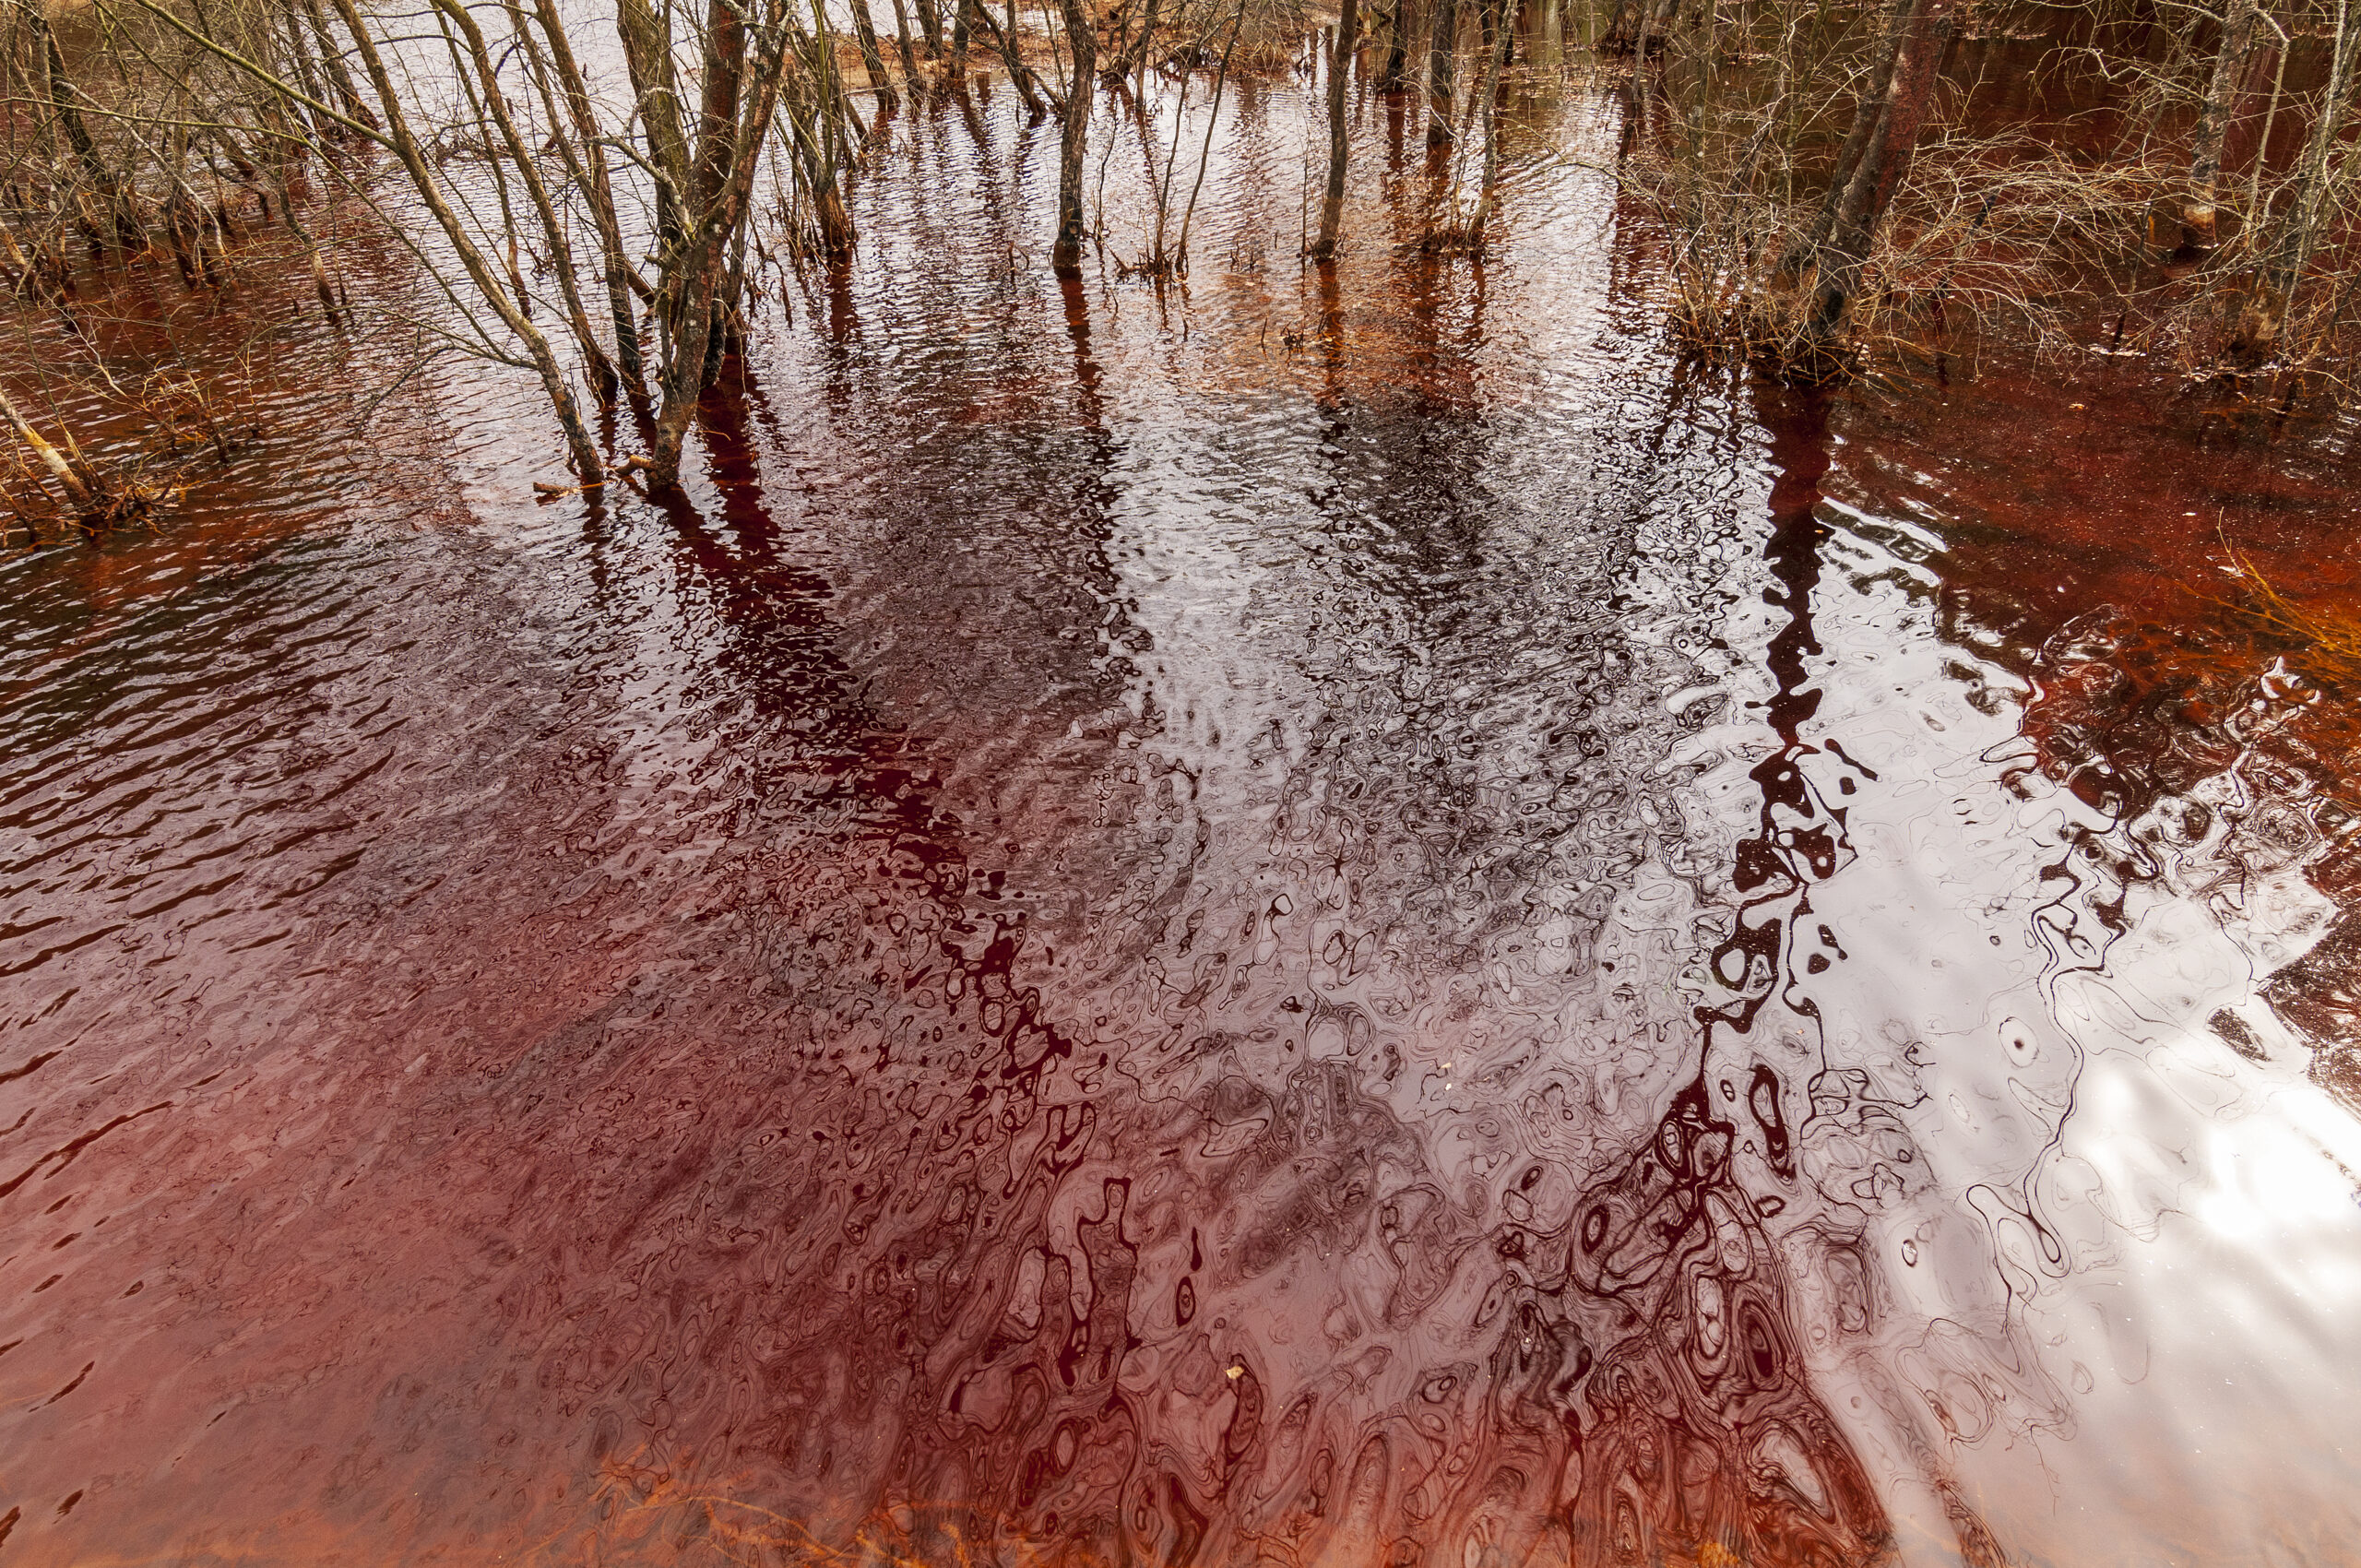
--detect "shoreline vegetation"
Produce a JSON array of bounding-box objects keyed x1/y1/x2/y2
[{"x1": 5, "y1": 0, "x2": 2361, "y2": 533}]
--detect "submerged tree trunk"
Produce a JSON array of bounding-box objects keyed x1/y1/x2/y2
[
  {"x1": 1052, "y1": 0, "x2": 1097, "y2": 271},
  {"x1": 31, "y1": 10, "x2": 115, "y2": 206},
  {"x1": 1313, "y1": 0, "x2": 1361, "y2": 257},
  {"x1": 1427, "y1": 0, "x2": 1459, "y2": 146},
  {"x1": 654, "y1": 0, "x2": 752, "y2": 478},
  {"x1": 1467, "y1": 0, "x2": 1506, "y2": 240},
  {"x1": 849, "y1": 0, "x2": 900, "y2": 110},
  {"x1": 1781, "y1": 0, "x2": 1960, "y2": 350},
  {"x1": 329, "y1": 0, "x2": 606, "y2": 481},
  {"x1": 2232, "y1": 0, "x2": 2359, "y2": 359},
  {"x1": 2185, "y1": 0, "x2": 2264, "y2": 249},
  {"x1": 1381, "y1": 0, "x2": 1412, "y2": 89},
  {"x1": 527, "y1": 0, "x2": 650, "y2": 401},
  {"x1": 951, "y1": 0, "x2": 975, "y2": 75}
]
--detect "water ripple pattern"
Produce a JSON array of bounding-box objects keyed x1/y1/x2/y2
[{"x1": 5, "y1": 42, "x2": 2361, "y2": 1568}]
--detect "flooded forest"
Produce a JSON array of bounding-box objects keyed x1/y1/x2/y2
[{"x1": 6, "y1": 0, "x2": 2361, "y2": 1559}]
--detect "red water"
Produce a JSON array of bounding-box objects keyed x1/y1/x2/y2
[{"x1": 6, "y1": 40, "x2": 2361, "y2": 1568}]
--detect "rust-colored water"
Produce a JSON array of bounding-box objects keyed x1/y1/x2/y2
[{"x1": 6, "y1": 44, "x2": 2361, "y2": 1568}]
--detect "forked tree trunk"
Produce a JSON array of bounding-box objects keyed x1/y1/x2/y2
[
  {"x1": 1313, "y1": 0, "x2": 1360, "y2": 256},
  {"x1": 1120, "y1": 0, "x2": 1161, "y2": 85},
  {"x1": 653, "y1": 0, "x2": 792, "y2": 482}
]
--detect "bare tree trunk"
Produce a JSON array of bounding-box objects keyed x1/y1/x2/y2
[
  {"x1": 1467, "y1": 0, "x2": 1506, "y2": 239},
  {"x1": 433, "y1": 0, "x2": 622, "y2": 405},
  {"x1": 916, "y1": 0, "x2": 945, "y2": 55},
  {"x1": 1777, "y1": 0, "x2": 1905, "y2": 272},
  {"x1": 1380, "y1": 0, "x2": 1411, "y2": 89},
  {"x1": 2185, "y1": 0, "x2": 2263, "y2": 248},
  {"x1": 849, "y1": 0, "x2": 900, "y2": 110},
  {"x1": 1427, "y1": 0, "x2": 1458, "y2": 146},
  {"x1": 297, "y1": 0, "x2": 378, "y2": 129},
  {"x1": 951, "y1": 0, "x2": 975, "y2": 75},
  {"x1": 1052, "y1": 0, "x2": 1097, "y2": 271},
  {"x1": 329, "y1": 0, "x2": 605, "y2": 481},
  {"x1": 2233, "y1": 0, "x2": 2358, "y2": 358},
  {"x1": 1, "y1": 385, "x2": 99, "y2": 513},
  {"x1": 1313, "y1": 0, "x2": 1360, "y2": 256},
  {"x1": 971, "y1": 2, "x2": 1046, "y2": 114},
  {"x1": 526, "y1": 0, "x2": 650, "y2": 400},
  {"x1": 650, "y1": 0, "x2": 791, "y2": 481},
  {"x1": 1119, "y1": 0, "x2": 1161, "y2": 83},
  {"x1": 31, "y1": 11, "x2": 113, "y2": 200},
  {"x1": 889, "y1": 0, "x2": 923, "y2": 82}
]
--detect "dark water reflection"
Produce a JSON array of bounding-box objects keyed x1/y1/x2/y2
[{"x1": 6, "y1": 45, "x2": 2361, "y2": 1568}]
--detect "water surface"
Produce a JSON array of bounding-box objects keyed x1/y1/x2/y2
[{"x1": 5, "y1": 45, "x2": 2361, "y2": 1568}]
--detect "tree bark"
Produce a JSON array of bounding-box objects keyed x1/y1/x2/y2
[
  {"x1": 2185, "y1": 0, "x2": 2263, "y2": 248},
  {"x1": 2232, "y1": 0, "x2": 2358, "y2": 358},
  {"x1": 1791, "y1": 0, "x2": 1959, "y2": 345},
  {"x1": 849, "y1": 0, "x2": 900, "y2": 110},
  {"x1": 330, "y1": 0, "x2": 605, "y2": 481},
  {"x1": 1, "y1": 386, "x2": 100, "y2": 514},
  {"x1": 1053, "y1": 0, "x2": 1097, "y2": 271},
  {"x1": 1313, "y1": 0, "x2": 1360, "y2": 257},
  {"x1": 1427, "y1": 0, "x2": 1458, "y2": 147}
]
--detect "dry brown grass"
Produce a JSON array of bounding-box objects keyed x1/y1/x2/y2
[{"x1": 2218, "y1": 528, "x2": 2361, "y2": 679}]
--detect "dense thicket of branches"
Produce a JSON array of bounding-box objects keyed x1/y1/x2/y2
[
  {"x1": 1620, "y1": 0, "x2": 2361, "y2": 377},
  {"x1": 6, "y1": 0, "x2": 2361, "y2": 522}
]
